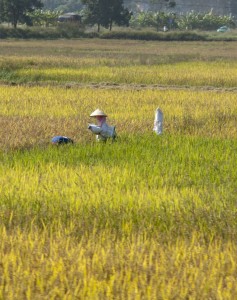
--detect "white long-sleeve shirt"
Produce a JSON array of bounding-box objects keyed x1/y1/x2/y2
[{"x1": 88, "y1": 122, "x2": 116, "y2": 141}]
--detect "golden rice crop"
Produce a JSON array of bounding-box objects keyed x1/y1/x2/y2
[
  {"x1": 0, "y1": 133, "x2": 236, "y2": 298},
  {"x1": 0, "y1": 85, "x2": 236, "y2": 149},
  {"x1": 0, "y1": 39, "x2": 237, "y2": 299},
  {"x1": 15, "y1": 61, "x2": 237, "y2": 87},
  {"x1": 1, "y1": 40, "x2": 237, "y2": 60},
  {"x1": 1, "y1": 227, "x2": 237, "y2": 299}
]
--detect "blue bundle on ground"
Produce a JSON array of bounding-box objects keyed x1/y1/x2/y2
[{"x1": 51, "y1": 136, "x2": 74, "y2": 145}]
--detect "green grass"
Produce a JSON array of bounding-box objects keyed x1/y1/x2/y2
[{"x1": 1, "y1": 134, "x2": 236, "y2": 240}]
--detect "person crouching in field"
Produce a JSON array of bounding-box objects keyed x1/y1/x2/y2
[{"x1": 88, "y1": 109, "x2": 117, "y2": 142}]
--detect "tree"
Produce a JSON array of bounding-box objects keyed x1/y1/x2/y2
[
  {"x1": 108, "y1": 0, "x2": 131, "y2": 30},
  {"x1": 82, "y1": 0, "x2": 131, "y2": 32},
  {"x1": 0, "y1": 0, "x2": 5, "y2": 22},
  {"x1": 0, "y1": 0, "x2": 43, "y2": 28},
  {"x1": 27, "y1": 9, "x2": 62, "y2": 27}
]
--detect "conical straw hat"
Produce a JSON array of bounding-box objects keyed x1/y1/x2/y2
[{"x1": 90, "y1": 109, "x2": 107, "y2": 117}]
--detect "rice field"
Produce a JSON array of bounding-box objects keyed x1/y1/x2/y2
[{"x1": 0, "y1": 39, "x2": 237, "y2": 299}]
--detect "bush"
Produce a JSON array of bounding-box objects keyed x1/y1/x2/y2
[
  {"x1": 99, "y1": 30, "x2": 207, "y2": 41},
  {"x1": 0, "y1": 25, "x2": 98, "y2": 39},
  {"x1": 0, "y1": 25, "x2": 236, "y2": 41},
  {"x1": 130, "y1": 11, "x2": 236, "y2": 31},
  {"x1": 172, "y1": 11, "x2": 236, "y2": 31}
]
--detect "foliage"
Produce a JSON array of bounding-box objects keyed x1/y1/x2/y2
[
  {"x1": 130, "y1": 11, "x2": 177, "y2": 30},
  {"x1": 130, "y1": 10, "x2": 236, "y2": 31},
  {"x1": 81, "y1": 0, "x2": 132, "y2": 32},
  {"x1": 130, "y1": 11, "x2": 156, "y2": 28},
  {"x1": 177, "y1": 10, "x2": 236, "y2": 30},
  {"x1": 1, "y1": 25, "x2": 237, "y2": 41},
  {"x1": 0, "y1": 0, "x2": 43, "y2": 28},
  {"x1": 100, "y1": 30, "x2": 207, "y2": 41},
  {"x1": 26, "y1": 9, "x2": 62, "y2": 27},
  {"x1": 0, "y1": 0, "x2": 235, "y2": 32},
  {"x1": 154, "y1": 11, "x2": 177, "y2": 29},
  {"x1": 0, "y1": 24, "x2": 89, "y2": 38}
]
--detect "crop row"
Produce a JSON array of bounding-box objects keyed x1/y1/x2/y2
[
  {"x1": 1, "y1": 61, "x2": 236, "y2": 88},
  {"x1": 0, "y1": 85, "x2": 236, "y2": 150}
]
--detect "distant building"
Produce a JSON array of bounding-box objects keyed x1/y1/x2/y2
[{"x1": 58, "y1": 13, "x2": 82, "y2": 23}]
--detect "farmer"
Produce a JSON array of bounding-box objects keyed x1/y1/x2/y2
[{"x1": 88, "y1": 108, "x2": 116, "y2": 142}]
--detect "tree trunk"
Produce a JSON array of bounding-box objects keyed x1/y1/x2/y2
[
  {"x1": 12, "y1": 11, "x2": 18, "y2": 28},
  {"x1": 97, "y1": 23, "x2": 100, "y2": 32}
]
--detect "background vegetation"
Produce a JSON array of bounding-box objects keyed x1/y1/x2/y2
[
  {"x1": 0, "y1": 0, "x2": 236, "y2": 38},
  {"x1": 1, "y1": 25, "x2": 237, "y2": 41}
]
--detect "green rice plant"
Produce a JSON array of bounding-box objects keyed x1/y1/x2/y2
[
  {"x1": 0, "y1": 133, "x2": 237, "y2": 298},
  {"x1": 0, "y1": 133, "x2": 236, "y2": 234},
  {"x1": 7, "y1": 61, "x2": 237, "y2": 88}
]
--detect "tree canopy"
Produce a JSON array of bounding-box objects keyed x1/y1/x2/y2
[
  {"x1": 81, "y1": 0, "x2": 132, "y2": 31},
  {"x1": 0, "y1": 0, "x2": 43, "y2": 28}
]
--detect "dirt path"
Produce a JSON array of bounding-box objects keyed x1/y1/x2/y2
[{"x1": 1, "y1": 81, "x2": 237, "y2": 93}]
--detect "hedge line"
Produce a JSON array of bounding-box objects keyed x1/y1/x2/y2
[
  {"x1": 0, "y1": 26, "x2": 98, "y2": 39},
  {"x1": 100, "y1": 30, "x2": 208, "y2": 41},
  {"x1": 0, "y1": 26, "x2": 236, "y2": 41}
]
